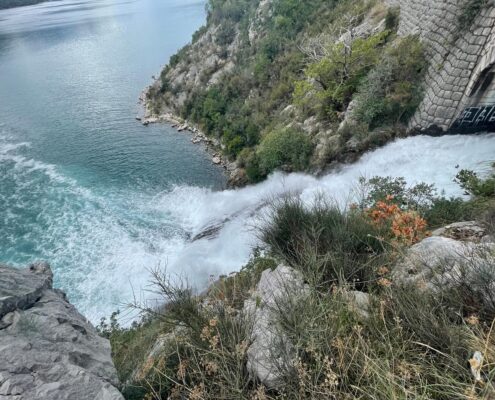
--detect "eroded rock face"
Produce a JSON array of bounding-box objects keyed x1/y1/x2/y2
[
  {"x1": 0, "y1": 263, "x2": 123, "y2": 400},
  {"x1": 243, "y1": 265, "x2": 308, "y2": 389}
]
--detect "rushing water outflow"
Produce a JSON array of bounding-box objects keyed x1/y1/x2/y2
[{"x1": 1, "y1": 0, "x2": 495, "y2": 323}]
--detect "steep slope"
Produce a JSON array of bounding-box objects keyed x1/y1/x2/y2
[{"x1": 145, "y1": 0, "x2": 495, "y2": 186}]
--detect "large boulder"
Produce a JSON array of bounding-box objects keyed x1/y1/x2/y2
[
  {"x1": 243, "y1": 265, "x2": 308, "y2": 389},
  {"x1": 0, "y1": 263, "x2": 123, "y2": 400},
  {"x1": 393, "y1": 235, "x2": 495, "y2": 292}
]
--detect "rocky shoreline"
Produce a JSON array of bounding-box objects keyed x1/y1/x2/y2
[{"x1": 138, "y1": 88, "x2": 246, "y2": 187}]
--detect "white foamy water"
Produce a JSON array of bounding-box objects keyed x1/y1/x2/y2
[{"x1": 1, "y1": 133, "x2": 494, "y2": 323}]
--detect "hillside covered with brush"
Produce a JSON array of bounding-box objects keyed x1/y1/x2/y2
[{"x1": 145, "y1": 0, "x2": 430, "y2": 185}]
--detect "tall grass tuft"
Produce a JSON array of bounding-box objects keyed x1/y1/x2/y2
[{"x1": 259, "y1": 195, "x2": 389, "y2": 289}]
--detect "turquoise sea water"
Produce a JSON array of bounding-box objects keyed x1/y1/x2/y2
[
  {"x1": 1, "y1": 0, "x2": 495, "y2": 324},
  {"x1": 0, "y1": 0, "x2": 225, "y2": 320}
]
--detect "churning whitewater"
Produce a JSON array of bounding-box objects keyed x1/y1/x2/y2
[{"x1": 1, "y1": 131, "x2": 494, "y2": 322}]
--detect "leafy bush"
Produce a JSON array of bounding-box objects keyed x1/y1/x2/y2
[
  {"x1": 256, "y1": 128, "x2": 313, "y2": 176},
  {"x1": 455, "y1": 169, "x2": 495, "y2": 197},
  {"x1": 424, "y1": 197, "x2": 473, "y2": 228},
  {"x1": 353, "y1": 35, "x2": 426, "y2": 128},
  {"x1": 294, "y1": 31, "x2": 390, "y2": 119},
  {"x1": 215, "y1": 21, "x2": 237, "y2": 46},
  {"x1": 206, "y1": 0, "x2": 253, "y2": 24},
  {"x1": 359, "y1": 176, "x2": 437, "y2": 212},
  {"x1": 359, "y1": 175, "x2": 487, "y2": 228}
]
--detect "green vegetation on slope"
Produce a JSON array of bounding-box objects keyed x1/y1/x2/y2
[{"x1": 147, "y1": 0, "x2": 428, "y2": 183}]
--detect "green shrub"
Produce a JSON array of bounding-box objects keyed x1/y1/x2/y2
[
  {"x1": 424, "y1": 197, "x2": 472, "y2": 228},
  {"x1": 353, "y1": 35, "x2": 427, "y2": 128},
  {"x1": 207, "y1": 0, "x2": 253, "y2": 24},
  {"x1": 215, "y1": 21, "x2": 237, "y2": 46},
  {"x1": 294, "y1": 30, "x2": 390, "y2": 119},
  {"x1": 256, "y1": 128, "x2": 313, "y2": 176},
  {"x1": 359, "y1": 176, "x2": 436, "y2": 212},
  {"x1": 455, "y1": 169, "x2": 495, "y2": 198},
  {"x1": 191, "y1": 25, "x2": 207, "y2": 44},
  {"x1": 238, "y1": 147, "x2": 264, "y2": 182}
]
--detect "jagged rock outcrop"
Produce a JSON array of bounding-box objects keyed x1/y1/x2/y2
[
  {"x1": 0, "y1": 263, "x2": 123, "y2": 400},
  {"x1": 432, "y1": 220, "x2": 493, "y2": 242},
  {"x1": 145, "y1": 6, "x2": 249, "y2": 117}
]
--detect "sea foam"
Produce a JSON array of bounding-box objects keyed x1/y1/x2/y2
[{"x1": 1, "y1": 133, "x2": 494, "y2": 323}]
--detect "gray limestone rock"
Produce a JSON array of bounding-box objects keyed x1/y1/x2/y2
[
  {"x1": 392, "y1": 236, "x2": 495, "y2": 295},
  {"x1": 345, "y1": 290, "x2": 371, "y2": 319},
  {"x1": 243, "y1": 265, "x2": 308, "y2": 389},
  {"x1": 0, "y1": 263, "x2": 123, "y2": 400},
  {"x1": 432, "y1": 221, "x2": 488, "y2": 242}
]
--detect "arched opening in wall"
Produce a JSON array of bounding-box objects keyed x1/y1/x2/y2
[{"x1": 469, "y1": 66, "x2": 495, "y2": 97}]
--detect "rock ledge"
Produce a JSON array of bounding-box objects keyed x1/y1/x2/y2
[{"x1": 0, "y1": 262, "x2": 123, "y2": 400}]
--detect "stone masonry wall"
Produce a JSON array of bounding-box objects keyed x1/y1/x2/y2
[{"x1": 387, "y1": 0, "x2": 495, "y2": 133}]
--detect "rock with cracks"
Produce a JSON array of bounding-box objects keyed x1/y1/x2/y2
[
  {"x1": 0, "y1": 262, "x2": 123, "y2": 400},
  {"x1": 243, "y1": 265, "x2": 308, "y2": 389}
]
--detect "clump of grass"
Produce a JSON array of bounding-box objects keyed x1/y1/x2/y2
[
  {"x1": 97, "y1": 312, "x2": 169, "y2": 399},
  {"x1": 259, "y1": 195, "x2": 389, "y2": 289}
]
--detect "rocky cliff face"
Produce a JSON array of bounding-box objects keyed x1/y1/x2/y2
[
  {"x1": 0, "y1": 262, "x2": 123, "y2": 400},
  {"x1": 144, "y1": 1, "x2": 266, "y2": 117}
]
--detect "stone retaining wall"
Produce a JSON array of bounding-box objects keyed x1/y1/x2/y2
[{"x1": 387, "y1": 0, "x2": 495, "y2": 133}]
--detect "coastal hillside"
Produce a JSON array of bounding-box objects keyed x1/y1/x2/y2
[
  {"x1": 145, "y1": 0, "x2": 495, "y2": 186},
  {"x1": 1, "y1": 1, "x2": 494, "y2": 399}
]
